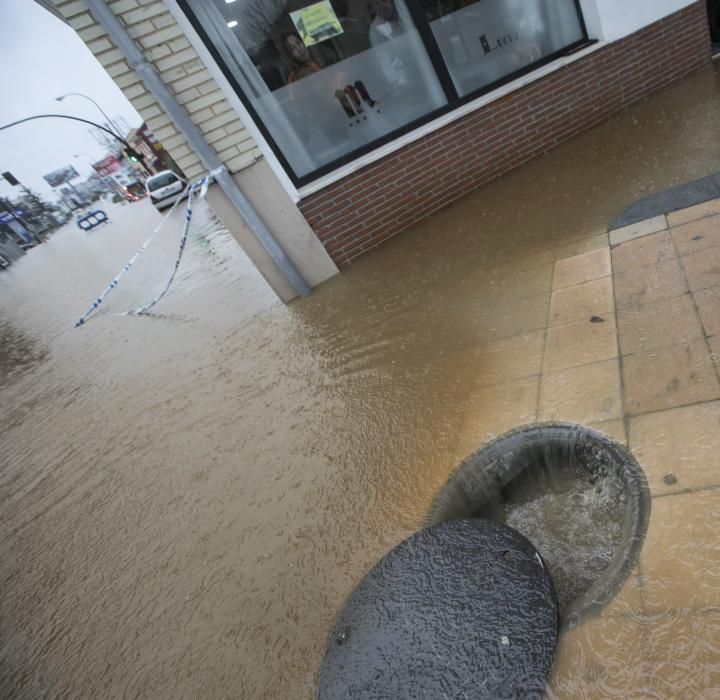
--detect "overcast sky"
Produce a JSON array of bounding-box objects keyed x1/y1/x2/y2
[{"x1": 0, "y1": 2, "x2": 142, "y2": 201}]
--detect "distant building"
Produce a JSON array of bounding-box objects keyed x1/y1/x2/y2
[
  {"x1": 58, "y1": 185, "x2": 90, "y2": 210},
  {"x1": 10, "y1": 192, "x2": 63, "y2": 238},
  {"x1": 83, "y1": 172, "x2": 109, "y2": 195}
]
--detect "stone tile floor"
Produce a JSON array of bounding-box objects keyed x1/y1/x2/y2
[
  {"x1": 545, "y1": 198, "x2": 720, "y2": 697},
  {"x1": 454, "y1": 197, "x2": 720, "y2": 697}
]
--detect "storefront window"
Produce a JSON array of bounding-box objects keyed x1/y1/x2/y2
[
  {"x1": 180, "y1": 0, "x2": 587, "y2": 184},
  {"x1": 185, "y1": 0, "x2": 448, "y2": 178},
  {"x1": 421, "y1": 0, "x2": 585, "y2": 96}
]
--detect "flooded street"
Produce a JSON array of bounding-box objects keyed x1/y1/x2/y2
[{"x1": 2, "y1": 63, "x2": 720, "y2": 698}]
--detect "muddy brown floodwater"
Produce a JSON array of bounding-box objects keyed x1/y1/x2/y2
[{"x1": 2, "y1": 63, "x2": 719, "y2": 699}]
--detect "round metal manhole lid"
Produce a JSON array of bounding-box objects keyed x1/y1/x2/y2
[{"x1": 318, "y1": 519, "x2": 558, "y2": 700}]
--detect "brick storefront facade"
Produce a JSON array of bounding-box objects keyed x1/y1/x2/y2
[{"x1": 299, "y1": 1, "x2": 711, "y2": 268}]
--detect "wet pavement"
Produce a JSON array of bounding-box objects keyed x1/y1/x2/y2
[
  {"x1": 1, "y1": 62, "x2": 720, "y2": 698},
  {"x1": 545, "y1": 198, "x2": 720, "y2": 697}
]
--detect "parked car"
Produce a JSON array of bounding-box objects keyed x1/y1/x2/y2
[{"x1": 145, "y1": 170, "x2": 187, "y2": 210}]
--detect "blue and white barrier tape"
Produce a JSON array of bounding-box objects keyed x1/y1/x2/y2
[
  {"x1": 73, "y1": 174, "x2": 209, "y2": 328},
  {"x1": 129, "y1": 176, "x2": 208, "y2": 316}
]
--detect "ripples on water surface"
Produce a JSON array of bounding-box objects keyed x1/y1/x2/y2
[{"x1": 2, "y1": 64, "x2": 720, "y2": 698}]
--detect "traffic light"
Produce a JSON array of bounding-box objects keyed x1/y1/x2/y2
[
  {"x1": 123, "y1": 148, "x2": 143, "y2": 164},
  {"x1": 2, "y1": 171, "x2": 20, "y2": 186}
]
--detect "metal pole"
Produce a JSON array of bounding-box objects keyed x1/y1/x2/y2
[
  {"x1": 83, "y1": 0, "x2": 311, "y2": 298},
  {"x1": 66, "y1": 180, "x2": 85, "y2": 208},
  {"x1": 53, "y1": 186, "x2": 71, "y2": 212},
  {"x1": 1, "y1": 114, "x2": 133, "y2": 147}
]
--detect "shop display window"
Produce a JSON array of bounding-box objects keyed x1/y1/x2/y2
[
  {"x1": 421, "y1": 0, "x2": 585, "y2": 97},
  {"x1": 185, "y1": 0, "x2": 447, "y2": 178},
  {"x1": 181, "y1": 0, "x2": 588, "y2": 185}
]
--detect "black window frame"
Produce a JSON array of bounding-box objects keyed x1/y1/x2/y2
[{"x1": 177, "y1": 0, "x2": 592, "y2": 189}]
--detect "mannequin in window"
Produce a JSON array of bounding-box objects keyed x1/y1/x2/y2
[
  {"x1": 368, "y1": 0, "x2": 407, "y2": 46},
  {"x1": 282, "y1": 32, "x2": 322, "y2": 83}
]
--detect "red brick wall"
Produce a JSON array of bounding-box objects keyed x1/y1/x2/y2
[{"x1": 299, "y1": 1, "x2": 711, "y2": 268}]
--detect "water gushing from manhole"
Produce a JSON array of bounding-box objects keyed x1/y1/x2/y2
[{"x1": 426, "y1": 423, "x2": 651, "y2": 626}]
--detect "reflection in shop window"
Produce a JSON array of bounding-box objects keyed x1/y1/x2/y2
[
  {"x1": 186, "y1": 0, "x2": 447, "y2": 179},
  {"x1": 421, "y1": 0, "x2": 585, "y2": 97}
]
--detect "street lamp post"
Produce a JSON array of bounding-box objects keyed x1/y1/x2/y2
[
  {"x1": 55, "y1": 94, "x2": 149, "y2": 177},
  {"x1": 55, "y1": 92, "x2": 124, "y2": 140},
  {"x1": 1, "y1": 113, "x2": 149, "y2": 177}
]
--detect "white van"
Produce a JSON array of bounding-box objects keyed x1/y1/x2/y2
[{"x1": 145, "y1": 170, "x2": 187, "y2": 210}]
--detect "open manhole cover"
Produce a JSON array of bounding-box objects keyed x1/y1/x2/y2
[
  {"x1": 318, "y1": 519, "x2": 558, "y2": 700},
  {"x1": 426, "y1": 423, "x2": 651, "y2": 626}
]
